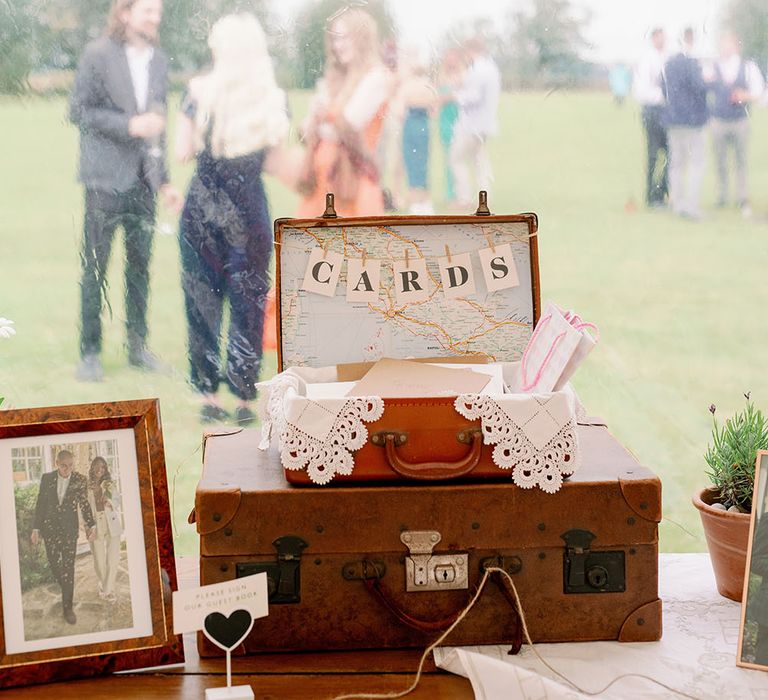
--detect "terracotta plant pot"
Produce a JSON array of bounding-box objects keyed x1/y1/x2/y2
[{"x1": 692, "y1": 487, "x2": 752, "y2": 601}]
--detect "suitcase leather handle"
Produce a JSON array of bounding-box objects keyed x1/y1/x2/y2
[
  {"x1": 382, "y1": 431, "x2": 483, "y2": 480},
  {"x1": 363, "y1": 577, "x2": 464, "y2": 632},
  {"x1": 362, "y1": 570, "x2": 524, "y2": 652}
]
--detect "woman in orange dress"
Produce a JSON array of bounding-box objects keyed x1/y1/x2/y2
[{"x1": 296, "y1": 7, "x2": 393, "y2": 218}]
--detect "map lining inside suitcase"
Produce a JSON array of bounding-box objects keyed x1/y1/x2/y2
[{"x1": 274, "y1": 211, "x2": 540, "y2": 371}]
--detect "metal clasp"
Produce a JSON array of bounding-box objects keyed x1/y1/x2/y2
[
  {"x1": 236, "y1": 535, "x2": 308, "y2": 604},
  {"x1": 400, "y1": 530, "x2": 468, "y2": 592},
  {"x1": 562, "y1": 529, "x2": 626, "y2": 594}
]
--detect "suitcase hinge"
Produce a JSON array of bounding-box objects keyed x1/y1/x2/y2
[
  {"x1": 480, "y1": 555, "x2": 523, "y2": 576},
  {"x1": 235, "y1": 535, "x2": 308, "y2": 604},
  {"x1": 400, "y1": 530, "x2": 468, "y2": 592},
  {"x1": 562, "y1": 529, "x2": 626, "y2": 594},
  {"x1": 342, "y1": 559, "x2": 387, "y2": 581}
]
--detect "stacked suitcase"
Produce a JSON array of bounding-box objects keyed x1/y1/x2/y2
[{"x1": 193, "y1": 199, "x2": 662, "y2": 656}]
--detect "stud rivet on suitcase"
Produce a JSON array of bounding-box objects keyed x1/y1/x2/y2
[{"x1": 400, "y1": 530, "x2": 468, "y2": 592}]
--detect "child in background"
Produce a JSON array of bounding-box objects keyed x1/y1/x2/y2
[
  {"x1": 394, "y1": 47, "x2": 437, "y2": 214},
  {"x1": 437, "y1": 48, "x2": 465, "y2": 204}
]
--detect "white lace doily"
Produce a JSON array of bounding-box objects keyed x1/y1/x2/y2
[
  {"x1": 279, "y1": 397, "x2": 384, "y2": 484},
  {"x1": 257, "y1": 372, "x2": 302, "y2": 450},
  {"x1": 454, "y1": 393, "x2": 580, "y2": 493},
  {"x1": 258, "y1": 374, "x2": 384, "y2": 484}
]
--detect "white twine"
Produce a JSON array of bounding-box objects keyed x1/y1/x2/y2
[{"x1": 331, "y1": 566, "x2": 699, "y2": 700}]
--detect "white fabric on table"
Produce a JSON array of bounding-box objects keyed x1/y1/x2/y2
[{"x1": 435, "y1": 553, "x2": 768, "y2": 699}]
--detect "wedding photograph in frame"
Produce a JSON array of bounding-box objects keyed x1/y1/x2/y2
[
  {"x1": 738, "y1": 450, "x2": 768, "y2": 670},
  {"x1": 0, "y1": 400, "x2": 183, "y2": 689}
]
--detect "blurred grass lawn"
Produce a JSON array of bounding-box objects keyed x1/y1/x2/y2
[{"x1": 1, "y1": 90, "x2": 768, "y2": 555}]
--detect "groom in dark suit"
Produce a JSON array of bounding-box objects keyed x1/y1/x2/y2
[
  {"x1": 31, "y1": 451, "x2": 96, "y2": 625},
  {"x1": 69, "y1": 0, "x2": 180, "y2": 382}
]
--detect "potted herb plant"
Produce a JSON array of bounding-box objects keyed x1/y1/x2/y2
[{"x1": 693, "y1": 394, "x2": 768, "y2": 601}]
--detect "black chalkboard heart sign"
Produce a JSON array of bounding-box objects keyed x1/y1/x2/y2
[{"x1": 203, "y1": 609, "x2": 254, "y2": 651}]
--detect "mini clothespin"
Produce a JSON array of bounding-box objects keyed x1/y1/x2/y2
[
  {"x1": 444, "y1": 244, "x2": 452, "y2": 264},
  {"x1": 362, "y1": 248, "x2": 367, "y2": 266},
  {"x1": 485, "y1": 232, "x2": 496, "y2": 253},
  {"x1": 322, "y1": 239, "x2": 330, "y2": 259},
  {"x1": 405, "y1": 248, "x2": 410, "y2": 267}
]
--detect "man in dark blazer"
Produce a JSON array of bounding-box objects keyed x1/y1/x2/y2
[
  {"x1": 69, "y1": 0, "x2": 180, "y2": 382},
  {"x1": 31, "y1": 451, "x2": 96, "y2": 625}
]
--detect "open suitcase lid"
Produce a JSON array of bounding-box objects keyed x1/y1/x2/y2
[{"x1": 274, "y1": 194, "x2": 540, "y2": 372}]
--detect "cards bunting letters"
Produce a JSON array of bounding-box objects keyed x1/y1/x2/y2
[
  {"x1": 346, "y1": 257, "x2": 382, "y2": 303},
  {"x1": 438, "y1": 251, "x2": 476, "y2": 299},
  {"x1": 301, "y1": 247, "x2": 344, "y2": 297},
  {"x1": 477, "y1": 243, "x2": 520, "y2": 292},
  {"x1": 301, "y1": 245, "x2": 518, "y2": 302}
]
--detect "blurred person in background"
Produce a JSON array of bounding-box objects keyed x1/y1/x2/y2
[
  {"x1": 437, "y1": 48, "x2": 464, "y2": 206},
  {"x1": 708, "y1": 30, "x2": 764, "y2": 218},
  {"x1": 609, "y1": 63, "x2": 632, "y2": 107},
  {"x1": 297, "y1": 7, "x2": 393, "y2": 217},
  {"x1": 377, "y1": 36, "x2": 401, "y2": 212},
  {"x1": 393, "y1": 46, "x2": 437, "y2": 214},
  {"x1": 450, "y1": 36, "x2": 501, "y2": 210},
  {"x1": 663, "y1": 27, "x2": 708, "y2": 221},
  {"x1": 174, "y1": 13, "x2": 289, "y2": 425},
  {"x1": 633, "y1": 27, "x2": 668, "y2": 209},
  {"x1": 70, "y1": 0, "x2": 181, "y2": 383}
]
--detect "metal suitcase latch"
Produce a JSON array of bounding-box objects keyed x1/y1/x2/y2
[
  {"x1": 400, "y1": 530, "x2": 468, "y2": 592},
  {"x1": 236, "y1": 535, "x2": 308, "y2": 604},
  {"x1": 562, "y1": 529, "x2": 625, "y2": 594}
]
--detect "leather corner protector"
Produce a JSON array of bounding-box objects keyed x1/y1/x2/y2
[
  {"x1": 194, "y1": 485, "x2": 241, "y2": 535},
  {"x1": 618, "y1": 598, "x2": 662, "y2": 642},
  {"x1": 619, "y1": 477, "x2": 662, "y2": 523}
]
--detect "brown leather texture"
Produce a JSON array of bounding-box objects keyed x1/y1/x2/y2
[{"x1": 196, "y1": 425, "x2": 661, "y2": 655}]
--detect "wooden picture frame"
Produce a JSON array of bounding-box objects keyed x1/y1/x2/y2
[
  {"x1": 0, "y1": 400, "x2": 183, "y2": 689},
  {"x1": 738, "y1": 450, "x2": 768, "y2": 670}
]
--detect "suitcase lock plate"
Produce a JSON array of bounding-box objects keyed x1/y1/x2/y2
[
  {"x1": 400, "y1": 530, "x2": 468, "y2": 592},
  {"x1": 235, "y1": 535, "x2": 308, "y2": 604},
  {"x1": 562, "y1": 529, "x2": 625, "y2": 594}
]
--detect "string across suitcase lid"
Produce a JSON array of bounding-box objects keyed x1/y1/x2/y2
[{"x1": 259, "y1": 194, "x2": 587, "y2": 490}]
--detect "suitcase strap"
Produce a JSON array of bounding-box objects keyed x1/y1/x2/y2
[{"x1": 362, "y1": 570, "x2": 523, "y2": 652}]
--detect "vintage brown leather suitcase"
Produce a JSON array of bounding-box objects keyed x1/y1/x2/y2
[
  {"x1": 268, "y1": 206, "x2": 590, "y2": 487},
  {"x1": 194, "y1": 421, "x2": 662, "y2": 656}
]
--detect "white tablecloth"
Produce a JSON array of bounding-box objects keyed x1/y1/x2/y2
[{"x1": 434, "y1": 553, "x2": 768, "y2": 699}]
